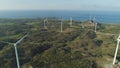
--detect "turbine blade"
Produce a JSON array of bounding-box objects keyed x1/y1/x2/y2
[
  {"x1": 117, "y1": 34, "x2": 120, "y2": 40},
  {"x1": 0, "y1": 41, "x2": 13, "y2": 45},
  {"x1": 15, "y1": 34, "x2": 28, "y2": 45}
]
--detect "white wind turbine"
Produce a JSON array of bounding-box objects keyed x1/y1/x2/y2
[
  {"x1": 44, "y1": 18, "x2": 48, "y2": 29},
  {"x1": 70, "y1": 17, "x2": 73, "y2": 27},
  {"x1": 60, "y1": 18, "x2": 63, "y2": 32},
  {"x1": 113, "y1": 34, "x2": 120, "y2": 65},
  {"x1": 89, "y1": 16, "x2": 94, "y2": 27},
  {"x1": 93, "y1": 16, "x2": 97, "y2": 32},
  {"x1": 0, "y1": 34, "x2": 28, "y2": 68}
]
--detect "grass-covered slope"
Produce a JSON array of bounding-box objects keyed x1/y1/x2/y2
[{"x1": 0, "y1": 18, "x2": 119, "y2": 68}]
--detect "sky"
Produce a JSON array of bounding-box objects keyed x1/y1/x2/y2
[{"x1": 0, "y1": 0, "x2": 120, "y2": 11}]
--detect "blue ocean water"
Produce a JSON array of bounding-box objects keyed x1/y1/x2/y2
[{"x1": 0, "y1": 10, "x2": 120, "y2": 24}]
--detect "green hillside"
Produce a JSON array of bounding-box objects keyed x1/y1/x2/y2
[{"x1": 0, "y1": 18, "x2": 119, "y2": 68}]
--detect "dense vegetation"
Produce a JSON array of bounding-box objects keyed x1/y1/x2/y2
[{"x1": 0, "y1": 18, "x2": 119, "y2": 68}]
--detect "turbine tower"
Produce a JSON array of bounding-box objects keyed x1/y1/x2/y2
[
  {"x1": 89, "y1": 16, "x2": 93, "y2": 27},
  {"x1": 70, "y1": 17, "x2": 72, "y2": 27},
  {"x1": 95, "y1": 23, "x2": 97, "y2": 32},
  {"x1": 113, "y1": 34, "x2": 120, "y2": 65},
  {"x1": 61, "y1": 18, "x2": 63, "y2": 32},
  {"x1": 0, "y1": 34, "x2": 28, "y2": 68},
  {"x1": 44, "y1": 18, "x2": 48, "y2": 29},
  {"x1": 93, "y1": 16, "x2": 97, "y2": 32}
]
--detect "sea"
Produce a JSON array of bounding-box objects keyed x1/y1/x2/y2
[{"x1": 0, "y1": 10, "x2": 120, "y2": 24}]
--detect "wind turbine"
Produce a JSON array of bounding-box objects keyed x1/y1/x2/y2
[
  {"x1": 113, "y1": 34, "x2": 120, "y2": 65},
  {"x1": 44, "y1": 18, "x2": 48, "y2": 29},
  {"x1": 70, "y1": 17, "x2": 72, "y2": 27},
  {"x1": 93, "y1": 16, "x2": 97, "y2": 32},
  {"x1": 95, "y1": 23, "x2": 97, "y2": 32},
  {"x1": 89, "y1": 16, "x2": 94, "y2": 27},
  {"x1": 60, "y1": 18, "x2": 63, "y2": 32},
  {"x1": 0, "y1": 34, "x2": 28, "y2": 68}
]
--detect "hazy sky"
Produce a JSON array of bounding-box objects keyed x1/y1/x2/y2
[{"x1": 0, "y1": 0, "x2": 120, "y2": 11}]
